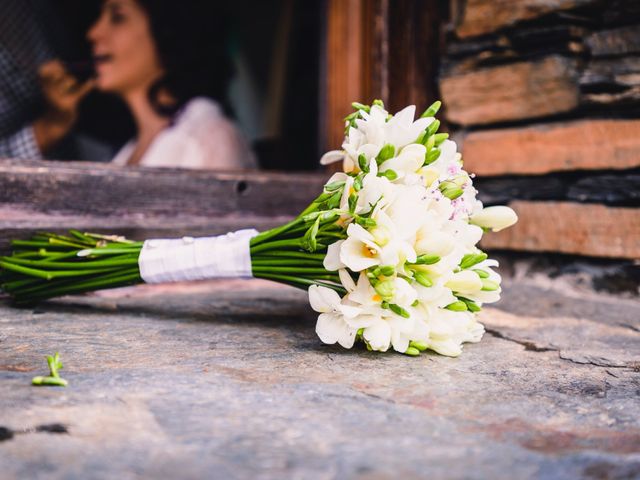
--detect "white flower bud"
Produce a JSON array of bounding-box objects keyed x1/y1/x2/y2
[
  {"x1": 445, "y1": 270, "x2": 483, "y2": 294},
  {"x1": 469, "y1": 206, "x2": 518, "y2": 232}
]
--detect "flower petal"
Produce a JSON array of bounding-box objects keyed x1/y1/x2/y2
[
  {"x1": 316, "y1": 313, "x2": 345, "y2": 345},
  {"x1": 324, "y1": 240, "x2": 346, "y2": 271},
  {"x1": 364, "y1": 320, "x2": 392, "y2": 352},
  {"x1": 308, "y1": 285, "x2": 341, "y2": 313},
  {"x1": 320, "y1": 150, "x2": 345, "y2": 165}
]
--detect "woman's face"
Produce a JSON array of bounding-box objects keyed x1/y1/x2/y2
[{"x1": 87, "y1": 0, "x2": 164, "y2": 95}]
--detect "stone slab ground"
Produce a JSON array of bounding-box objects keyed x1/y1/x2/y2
[{"x1": 0, "y1": 274, "x2": 638, "y2": 480}]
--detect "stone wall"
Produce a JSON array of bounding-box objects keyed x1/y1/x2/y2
[{"x1": 440, "y1": 0, "x2": 640, "y2": 259}]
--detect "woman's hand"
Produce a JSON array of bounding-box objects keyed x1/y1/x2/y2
[{"x1": 32, "y1": 60, "x2": 95, "y2": 154}]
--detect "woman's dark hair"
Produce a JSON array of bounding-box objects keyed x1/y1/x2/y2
[{"x1": 134, "y1": 0, "x2": 235, "y2": 117}]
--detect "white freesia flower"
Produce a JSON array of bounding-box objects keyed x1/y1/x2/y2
[
  {"x1": 309, "y1": 285, "x2": 379, "y2": 349},
  {"x1": 354, "y1": 105, "x2": 388, "y2": 146},
  {"x1": 391, "y1": 277, "x2": 418, "y2": 310},
  {"x1": 344, "y1": 274, "x2": 424, "y2": 353},
  {"x1": 461, "y1": 259, "x2": 502, "y2": 305},
  {"x1": 420, "y1": 139, "x2": 460, "y2": 180},
  {"x1": 414, "y1": 281, "x2": 458, "y2": 309},
  {"x1": 309, "y1": 285, "x2": 361, "y2": 348},
  {"x1": 356, "y1": 171, "x2": 395, "y2": 214},
  {"x1": 382, "y1": 105, "x2": 434, "y2": 149},
  {"x1": 383, "y1": 184, "x2": 428, "y2": 241},
  {"x1": 425, "y1": 309, "x2": 484, "y2": 357},
  {"x1": 379, "y1": 143, "x2": 426, "y2": 180},
  {"x1": 469, "y1": 206, "x2": 518, "y2": 232},
  {"x1": 363, "y1": 320, "x2": 392, "y2": 352},
  {"x1": 340, "y1": 223, "x2": 385, "y2": 271},
  {"x1": 343, "y1": 143, "x2": 381, "y2": 172},
  {"x1": 445, "y1": 270, "x2": 483, "y2": 295},
  {"x1": 339, "y1": 211, "x2": 415, "y2": 271}
]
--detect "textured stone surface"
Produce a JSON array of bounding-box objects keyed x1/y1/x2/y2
[
  {"x1": 440, "y1": 56, "x2": 580, "y2": 126},
  {"x1": 0, "y1": 276, "x2": 638, "y2": 479},
  {"x1": 462, "y1": 119, "x2": 640, "y2": 176},
  {"x1": 479, "y1": 201, "x2": 640, "y2": 259}
]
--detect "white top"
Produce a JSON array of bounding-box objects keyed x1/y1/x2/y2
[{"x1": 112, "y1": 97, "x2": 257, "y2": 170}]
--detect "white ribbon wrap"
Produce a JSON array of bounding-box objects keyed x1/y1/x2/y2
[{"x1": 138, "y1": 229, "x2": 258, "y2": 284}]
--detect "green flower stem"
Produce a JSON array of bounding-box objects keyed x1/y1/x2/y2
[
  {"x1": 101, "y1": 241, "x2": 144, "y2": 249},
  {"x1": 251, "y1": 259, "x2": 325, "y2": 267},
  {"x1": 69, "y1": 230, "x2": 99, "y2": 245},
  {"x1": 252, "y1": 266, "x2": 333, "y2": 275},
  {"x1": 0, "y1": 261, "x2": 127, "y2": 280},
  {"x1": 1, "y1": 277, "x2": 46, "y2": 292},
  {"x1": 13, "y1": 269, "x2": 142, "y2": 303},
  {"x1": 252, "y1": 252, "x2": 327, "y2": 261},
  {"x1": 11, "y1": 240, "x2": 74, "y2": 250},
  {"x1": 250, "y1": 218, "x2": 304, "y2": 246},
  {"x1": 0, "y1": 256, "x2": 139, "y2": 270},
  {"x1": 249, "y1": 239, "x2": 304, "y2": 255},
  {"x1": 253, "y1": 272, "x2": 346, "y2": 295},
  {"x1": 34, "y1": 232, "x2": 92, "y2": 245}
]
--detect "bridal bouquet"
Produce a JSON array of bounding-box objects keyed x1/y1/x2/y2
[{"x1": 0, "y1": 100, "x2": 517, "y2": 357}]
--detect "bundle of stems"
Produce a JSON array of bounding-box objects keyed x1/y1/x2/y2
[{"x1": 0, "y1": 204, "x2": 347, "y2": 304}]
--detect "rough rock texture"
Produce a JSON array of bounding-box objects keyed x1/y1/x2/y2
[
  {"x1": 461, "y1": 119, "x2": 640, "y2": 175},
  {"x1": 0, "y1": 276, "x2": 638, "y2": 479},
  {"x1": 440, "y1": 56, "x2": 580, "y2": 126},
  {"x1": 479, "y1": 201, "x2": 640, "y2": 259}
]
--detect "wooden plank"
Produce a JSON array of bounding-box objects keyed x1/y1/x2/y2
[
  {"x1": 440, "y1": 56, "x2": 580, "y2": 126},
  {"x1": 480, "y1": 201, "x2": 640, "y2": 258},
  {"x1": 454, "y1": 0, "x2": 595, "y2": 39},
  {"x1": 580, "y1": 56, "x2": 640, "y2": 105},
  {"x1": 0, "y1": 159, "x2": 324, "y2": 217},
  {"x1": 462, "y1": 119, "x2": 640, "y2": 175},
  {"x1": 0, "y1": 159, "x2": 324, "y2": 253},
  {"x1": 580, "y1": 56, "x2": 640, "y2": 88},
  {"x1": 445, "y1": 24, "x2": 587, "y2": 64},
  {"x1": 568, "y1": 175, "x2": 640, "y2": 205},
  {"x1": 476, "y1": 173, "x2": 640, "y2": 206},
  {"x1": 586, "y1": 25, "x2": 640, "y2": 56}
]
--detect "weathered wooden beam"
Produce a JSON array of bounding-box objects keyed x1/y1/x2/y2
[
  {"x1": 580, "y1": 56, "x2": 640, "y2": 88},
  {"x1": 461, "y1": 119, "x2": 640, "y2": 175},
  {"x1": 586, "y1": 25, "x2": 640, "y2": 56},
  {"x1": 0, "y1": 159, "x2": 325, "y2": 253},
  {"x1": 567, "y1": 174, "x2": 640, "y2": 205},
  {"x1": 480, "y1": 200, "x2": 640, "y2": 258},
  {"x1": 580, "y1": 56, "x2": 640, "y2": 105},
  {"x1": 0, "y1": 159, "x2": 324, "y2": 217},
  {"x1": 444, "y1": 24, "x2": 588, "y2": 65},
  {"x1": 440, "y1": 56, "x2": 580, "y2": 126},
  {"x1": 476, "y1": 173, "x2": 640, "y2": 207},
  {"x1": 453, "y1": 0, "x2": 596, "y2": 39}
]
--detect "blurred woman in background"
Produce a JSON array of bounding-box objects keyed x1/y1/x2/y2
[{"x1": 88, "y1": 0, "x2": 256, "y2": 170}]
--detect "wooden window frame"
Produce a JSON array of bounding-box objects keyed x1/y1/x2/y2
[{"x1": 320, "y1": 0, "x2": 442, "y2": 154}]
